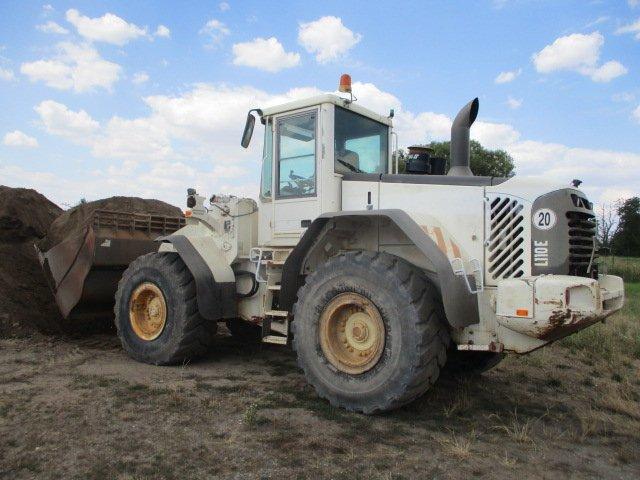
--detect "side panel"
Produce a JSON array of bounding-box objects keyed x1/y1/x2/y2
[
  {"x1": 280, "y1": 209, "x2": 480, "y2": 329},
  {"x1": 378, "y1": 182, "x2": 485, "y2": 264},
  {"x1": 342, "y1": 180, "x2": 380, "y2": 211}
]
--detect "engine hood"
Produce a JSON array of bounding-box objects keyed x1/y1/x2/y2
[{"x1": 486, "y1": 176, "x2": 584, "y2": 203}]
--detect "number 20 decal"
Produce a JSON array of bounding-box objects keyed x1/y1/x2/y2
[{"x1": 532, "y1": 208, "x2": 557, "y2": 230}]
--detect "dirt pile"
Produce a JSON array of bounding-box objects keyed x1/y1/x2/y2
[
  {"x1": 0, "y1": 185, "x2": 62, "y2": 242},
  {"x1": 38, "y1": 196, "x2": 183, "y2": 252},
  {"x1": 1, "y1": 190, "x2": 183, "y2": 338},
  {"x1": 0, "y1": 186, "x2": 63, "y2": 337}
]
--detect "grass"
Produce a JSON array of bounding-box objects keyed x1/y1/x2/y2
[
  {"x1": 490, "y1": 409, "x2": 540, "y2": 443},
  {"x1": 601, "y1": 256, "x2": 640, "y2": 282},
  {"x1": 560, "y1": 282, "x2": 640, "y2": 362},
  {"x1": 242, "y1": 402, "x2": 269, "y2": 427}
]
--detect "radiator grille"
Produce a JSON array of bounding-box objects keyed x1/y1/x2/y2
[
  {"x1": 487, "y1": 196, "x2": 525, "y2": 280},
  {"x1": 567, "y1": 210, "x2": 597, "y2": 276}
]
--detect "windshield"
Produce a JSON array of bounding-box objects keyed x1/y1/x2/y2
[{"x1": 334, "y1": 107, "x2": 389, "y2": 174}]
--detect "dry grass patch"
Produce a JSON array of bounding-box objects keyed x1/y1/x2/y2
[
  {"x1": 436, "y1": 429, "x2": 475, "y2": 459},
  {"x1": 490, "y1": 409, "x2": 545, "y2": 443},
  {"x1": 561, "y1": 282, "x2": 640, "y2": 364}
]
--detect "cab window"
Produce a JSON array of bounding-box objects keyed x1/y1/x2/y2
[
  {"x1": 260, "y1": 119, "x2": 273, "y2": 199},
  {"x1": 277, "y1": 111, "x2": 316, "y2": 198},
  {"x1": 334, "y1": 107, "x2": 388, "y2": 174}
]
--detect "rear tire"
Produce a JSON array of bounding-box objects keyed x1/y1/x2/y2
[
  {"x1": 292, "y1": 251, "x2": 450, "y2": 414},
  {"x1": 114, "y1": 252, "x2": 216, "y2": 365}
]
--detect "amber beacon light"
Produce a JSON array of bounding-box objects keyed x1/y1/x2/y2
[{"x1": 338, "y1": 74, "x2": 352, "y2": 93}]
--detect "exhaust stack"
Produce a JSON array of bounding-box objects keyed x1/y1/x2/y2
[{"x1": 448, "y1": 98, "x2": 479, "y2": 176}]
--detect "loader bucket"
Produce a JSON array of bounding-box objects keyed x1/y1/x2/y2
[{"x1": 37, "y1": 210, "x2": 185, "y2": 319}]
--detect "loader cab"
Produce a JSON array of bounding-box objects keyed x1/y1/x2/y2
[{"x1": 251, "y1": 94, "x2": 393, "y2": 246}]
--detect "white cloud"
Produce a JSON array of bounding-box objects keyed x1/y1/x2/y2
[
  {"x1": 3, "y1": 130, "x2": 39, "y2": 148},
  {"x1": 20, "y1": 42, "x2": 121, "y2": 92},
  {"x1": 298, "y1": 16, "x2": 361, "y2": 63},
  {"x1": 219, "y1": 2, "x2": 230, "y2": 11},
  {"x1": 629, "y1": 1, "x2": 639, "y2": 8},
  {"x1": 92, "y1": 116, "x2": 172, "y2": 161},
  {"x1": 43, "y1": 4, "x2": 54, "y2": 13},
  {"x1": 154, "y1": 25, "x2": 171, "y2": 38},
  {"x1": 65, "y1": 9, "x2": 148, "y2": 46},
  {"x1": 616, "y1": 18, "x2": 640, "y2": 40},
  {"x1": 633, "y1": 104, "x2": 640, "y2": 123},
  {"x1": 612, "y1": 92, "x2": 635, "y2": 103},
  {"x1": 532, "y1": 32, "x2": 626, "y2": 82},
  {"x1": 132, "y1": 72, "x2": 149, "y2": 84},
  {"x1": 600, "y1": 188, "x2": 634, "y2": 204},
  {"x1": 585, "y1": 16, "x2": 610, "y2": 28},
  {"x1": 34, "y1": 100, "x2": 100, "y2": 143},
  {"x1": 199, "y1": 19, "x2": 230, "y2": 48},
  {"x1": 212, "y1": 165, "x2": 249, "y2": 178},
  {"x1": 588, "y1": 60, "x2": 628, "y2": 83},
  {"x1": 507, "y1": 96, "x2": 523, "y2": 109},
  {"x1": 36, "y1": 21, "x2": 69, "y2": 35},
  {"x1": 473, "y1": 122, "x2": 521, "y2": 149},
  {"x1": 495, "y1": 68, "x2": 521, "y2": 84},
  {"x1": 0, "y1": 67, "x2": 15, "y2": 81},
  {"x1": 533, "y1": 32, "x2": 601, "y2": 72},
  {"x1": 232, "y1": 37, "x2": 300, "y2": 72}
]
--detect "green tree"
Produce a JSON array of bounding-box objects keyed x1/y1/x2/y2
[
  {"x1": 426, "y1": 140, "x2": 515, "y2": 177},
  {"x1": 611, "y1": 197, "x2": 640, "y2": 257}
]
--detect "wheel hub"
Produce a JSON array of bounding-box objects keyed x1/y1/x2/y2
[
  {"x1": 319, "y1": 293, "x2": 385, "y2": 374},
  {"x1": 129, "y1": 282, "x2": 167, "y2": 341}
]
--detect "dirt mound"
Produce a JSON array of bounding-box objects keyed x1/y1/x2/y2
[
  {"x1": 0, "y1": 190, "x2": 183, "y2": 338},
  {"x1": 0, "y1": 186, "x2": 63, "y2": 337},
  {"x1": 0, "y1": 185, "x2": 62, "y2": 242},
  {"x1": 38, "y1": 196, "x2": 182, "y2": 252}
]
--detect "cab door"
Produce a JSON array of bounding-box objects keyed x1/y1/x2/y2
[{"x1": 271, "y1": 108, "x2": 320, "y2": 245}]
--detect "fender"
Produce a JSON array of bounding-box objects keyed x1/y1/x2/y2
[
  {"x1": 157, "y1": 234, "x2": 236, "y2": 320},
  {"x1": 280, "y1": 209, "x2": 479, "y2": 329}
]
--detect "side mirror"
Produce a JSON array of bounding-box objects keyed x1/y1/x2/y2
[{"x1": 241, "y1": 108, "x2": 263, "y2": 148}]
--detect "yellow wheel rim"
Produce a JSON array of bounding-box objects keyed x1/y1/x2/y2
[
  {"x1": 319, "y1": 293, "x2": 385, "y2": 374},
  {"x1": 129, "y1": 282, "x2": 167, "y2": 341}
]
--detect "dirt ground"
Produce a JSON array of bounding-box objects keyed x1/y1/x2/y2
[{"x1": 1, "y1": 321, "x2": 639, "y2": 480}]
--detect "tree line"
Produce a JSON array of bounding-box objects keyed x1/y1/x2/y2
[{"x1": 599, "y1": 197, "x2": 640, "y2": 257}]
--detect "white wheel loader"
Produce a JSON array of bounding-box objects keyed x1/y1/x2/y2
[{"x1": 114, "y1": 78, "x2": 624, "y2": 413}]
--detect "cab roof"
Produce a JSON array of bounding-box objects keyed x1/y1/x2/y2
[{"x1": 260, "y1": 94, "x2": 393, "y2": 127}]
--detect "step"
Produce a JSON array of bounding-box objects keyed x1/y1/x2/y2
[
  {"x1": 263, "y1": 335, "x2": 287, "y2": 345},
  {"x1": 265, "y1": 310, "x2": 288, "y2": 318},
  {"x1": 264, "y1": 259, "x2": 286, "y2": 266},
  {"x1": 269, "y1": 320, "x2": 288, "y2": 335}
]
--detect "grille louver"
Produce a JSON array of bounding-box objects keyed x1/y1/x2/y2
[
  {"x1": 487, "y1": 196, "x2": 525, "y2": 280},
  {"x1": 567, "y1": 210, "x2": 597, "y2": 276}
]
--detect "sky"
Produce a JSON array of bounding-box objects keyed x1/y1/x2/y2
[{"x1": 0, "y1": 0, "x2": 639, "y2": 209}]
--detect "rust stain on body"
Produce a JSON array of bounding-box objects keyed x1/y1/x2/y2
[
  {"x1": 432, "y1": 226, "x2": 447, "y2": 254},
  {"x1": 535, "y1": 309, "x2": 600, "y2": 341}
]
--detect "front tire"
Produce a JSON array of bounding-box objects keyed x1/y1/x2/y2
[
  {"x1": 292, "y1": 251, "x2": 450, "y2": 414},
  {"x1": 114, "y1": 252, "x2": 216, "y2": 365}
]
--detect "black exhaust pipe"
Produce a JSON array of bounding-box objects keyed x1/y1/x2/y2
[{"x1": 448, "y1": 98, "x2": 479, "y2": 177}]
